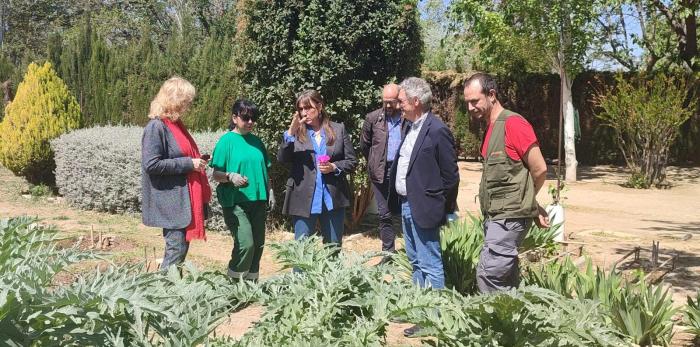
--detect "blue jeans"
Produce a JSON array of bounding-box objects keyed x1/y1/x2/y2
[
  {"x1": 161, "y1": 228, "x2": 189, "y2": 270},
  {"x1": 292, "y1": 206, "x2": 345, "y2": 246},
  {"x1": 401, "y1": 199, "x2": 444, "y2": 289}
]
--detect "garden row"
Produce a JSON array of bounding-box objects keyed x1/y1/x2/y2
[{"x1": 3, "y1": 215, "x2": 699, "y2": 346}]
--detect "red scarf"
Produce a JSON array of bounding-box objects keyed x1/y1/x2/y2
[{"x1": 162, "y1": 118, "x2": 212, "y2": 241}]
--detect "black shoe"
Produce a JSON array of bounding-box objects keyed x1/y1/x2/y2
[{"x1": 403, "y1": 324, "x2": 421, "y2": 337}]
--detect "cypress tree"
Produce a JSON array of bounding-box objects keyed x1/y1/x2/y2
[{"x1": 0, "y1": 62, "x2": 81, "y2": 184}]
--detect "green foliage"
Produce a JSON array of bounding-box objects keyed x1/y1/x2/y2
[
  {"x1": 452, "y1": 0, "x2": 599, "y2": 75},
  {"x1": 234, "y1": 237, "x2": 623, "y2": 347},
  {"x1": 419, "y1": 0, "x2": 476, "y2": 72},
  {"x1": 0, "y1": 216, "x2": 257, "y2": 346},
  {"x1": 414, "y1": 286, "x2": 624, "y2": 347},
  {"x1": 438, "y1": 215, "x2": 486, "y2": 294},
  {"x1": 452, "y1": 96, "x2": 480, "y2": 158},
  {"x1": 240, "y1": 0, "x2": 423, "y2": 199},
  {"x1": 684, "y1": 291, "x2": 700, "y2": 337},
  {"x1": 593, "y1": 0, "x2": 699, "y2": 74},
  {"x1": 395, "y1": 213, "x2": 560, "y2": 295},
  {"x1": 28, "y1": 183, "x2": 53, "y2": 198},
  {"x1": 238, "y1": 238, "x2": 406, "y2": 346},
  {"x1": 594, "y1": 73, "x2": 697, "y2": 188},
  {"x1": 0, "y1": 62, "x2": 81, "y2": 184},
  {"x1": 1, "y1": 216, "x2": 650, "y2": 346},
  {"x1": 624, "y1": 172, "x2": 650, "y2": 189},
  {"x1": 523, "y1": 258, "x2": 678, "y2": 345},
  {"x1": 609, "y1": 278, "x2": 677, "y2": 346},
  {"x1": 48, "y1": 18, "x2": 240, "y2": 130}
]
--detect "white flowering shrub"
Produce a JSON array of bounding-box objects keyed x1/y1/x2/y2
[{"x1": 51, "y1": 125, "x2": 229, "y2": 231}]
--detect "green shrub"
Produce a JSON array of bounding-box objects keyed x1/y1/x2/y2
[
  {"x1": 523, "y1": 258, "x2": 677, "y2": 345},
  {"x1": 28, "y1": 183, "x2": 53, "y2": 198},
  {"x1": 234, "y1": 237, "x2": 622, "y2": 347},
  {"x1": 609, "y1": 278, "x2": 676, "y2": 346},
  {"x1": 594, "y1": 74, "x2": 696, "y2": 188},
  {"x1": 0, "y1": 62, "x2": 81, "y2": 184},
  {"x1": 684, "y1": 291, "x2": 700, "y2": 337},
  {"x1": 0, "y1": 216, "x2": 257, "y2": 345},
  {"x1": 2, "y1": 216, "x2": 627, "y2": 346},
  {"x1": 239, "y1": 0, "x2": 423, "y2": 221},
  {"x1": 48, "y1": 16, "x2": 240, "y2": 131},
  {"x1": 51, "y1": 125, "x2": 230, "y2": 231},
  {"x1": 453, "y1": 97, "x2": 480, "y2": 159}
]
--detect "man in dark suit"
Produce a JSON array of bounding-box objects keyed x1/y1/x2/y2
[{"x1": 392, "y1": 77, "x2": 459, "y2": 290}]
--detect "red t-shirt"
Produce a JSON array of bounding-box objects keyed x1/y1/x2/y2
[{"x1": 481, "y1": 115, "x2": 539, "y2": 161}]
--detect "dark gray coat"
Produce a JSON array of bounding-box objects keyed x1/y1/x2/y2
[
  {"x1": 141, "y1": 119, "x2": 195, "y2": 229},
  {"x1": 277, "y1": 121, "x2": 357, "y2": 218}
]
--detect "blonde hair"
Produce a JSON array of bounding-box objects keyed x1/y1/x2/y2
[{"x1": 148, "y1": 76, "x2": 196, "y2": 121}]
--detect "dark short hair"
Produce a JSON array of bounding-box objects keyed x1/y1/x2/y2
[
  {"x1": 229, "y1": 99, "x2": 258, "y2": 130},
  {"x1": 464, "y1": 72, "x2": 499, "y2": 100}
]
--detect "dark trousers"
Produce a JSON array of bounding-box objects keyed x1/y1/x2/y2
[{"x1": 371, "y1": 160, "x2": 399, "y2": 252}]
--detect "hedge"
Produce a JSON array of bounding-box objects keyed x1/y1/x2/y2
[{"x1": 51, "y1": 125, "x2": 229, "y2": 232}]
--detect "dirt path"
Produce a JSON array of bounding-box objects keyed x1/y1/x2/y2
[{"x1": 2, "y1": 164, "x2": 700, "y2": 345}]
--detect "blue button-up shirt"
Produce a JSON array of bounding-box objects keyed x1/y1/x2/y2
[
  {"x1": 386, "y1": 113, "x2": 402, "y2": 162},
  {"x1": 283, "y1": 129, "x2": 334, "y2": 214}
]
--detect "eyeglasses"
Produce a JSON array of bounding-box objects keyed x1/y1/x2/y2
[
  {"x1": 237, "y1": 114, "x2": 257, "y2": 123},
  {"x1": 383, "y1": 99, "x2": 399, "y2": 108}
]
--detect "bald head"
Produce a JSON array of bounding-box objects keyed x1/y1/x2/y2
[
  {"x1": 382, "y1": 83, "x2": 401, "y2": 116},
  {"x1": 383, "y1": 83, "x2": 399, "y2": 99}
]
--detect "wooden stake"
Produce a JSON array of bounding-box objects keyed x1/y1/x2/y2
[{"x1": 90, "y1": 226, "x2": 94, "y2": 248}]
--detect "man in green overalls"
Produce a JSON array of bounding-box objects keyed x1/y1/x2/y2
[{"x1": 463, "y1": 73, "x2": 550, "y2": 293}]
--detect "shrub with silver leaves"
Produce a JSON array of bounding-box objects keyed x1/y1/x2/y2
[{"x1": 51, "y1": 125, "x2": 229, "y2": 231}]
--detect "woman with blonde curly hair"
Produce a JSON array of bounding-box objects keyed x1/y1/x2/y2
[{"x1": 141, "y1": 76, "x2": 212, "y2": 270}]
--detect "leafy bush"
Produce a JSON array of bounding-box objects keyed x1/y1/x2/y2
[
  {"x1": 2, "y1": 216, "x2": 629, "y2": 346},
  {"x1": 48, "y1": 18, "x2": 241, "y2": 131},
  {"x1": 412, "y1": 286, "x2": 625, "y2": 347},
  {"x1": 684, "y1": 291, "x2": 700, "y2": 337},
  {"x1": 594, "y1": 74, "x2": 697, "y2": 188},
  {"x1": 0, "y1": 216, "x2": 257, "y2": 346},
  {"x1": 239, "y1": 0, "x2": 423, "y2": 224},
  {"x1": 233, "y1": 237, "x2": 622, "y2": 347},
  {"x1": 452, "y1": 97, "x2": 481, "y2": 159},
  {"x1": 395, "y1": 213, "x2": 560, "y2": 295},
  {"x1": 0, "y1": 62, "x2": 81, "y2": 184},
  {"x1": 28, "y1": 183, "x2": 53, "y2": 198},
  {"x1": 523, "y1": 258, "x2": 677, "y2": 345},
  {"x1": 51, "y1": 125, "x2": 230, "y2": 231}
]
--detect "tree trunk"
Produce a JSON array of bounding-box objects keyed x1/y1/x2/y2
[{"x1": 560, "y1": 67, "x2": 578, "y2": 181}]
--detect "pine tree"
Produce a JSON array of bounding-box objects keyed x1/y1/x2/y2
[{"x1": 0, "y1": 62, "x2": 81, "y2": 184}]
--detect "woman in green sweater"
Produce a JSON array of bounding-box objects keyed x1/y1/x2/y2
[{"x1": 210, "y1": 99, "x2": 275, "y2": 281}]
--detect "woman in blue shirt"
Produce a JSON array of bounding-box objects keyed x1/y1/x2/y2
[{"x1": 277, "y1": 90, "x2": 357, "y2": 247}]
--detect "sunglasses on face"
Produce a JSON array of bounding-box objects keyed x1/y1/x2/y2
[{"x1": 236, "y1": 114, "x2": 257, "y2": 123}]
